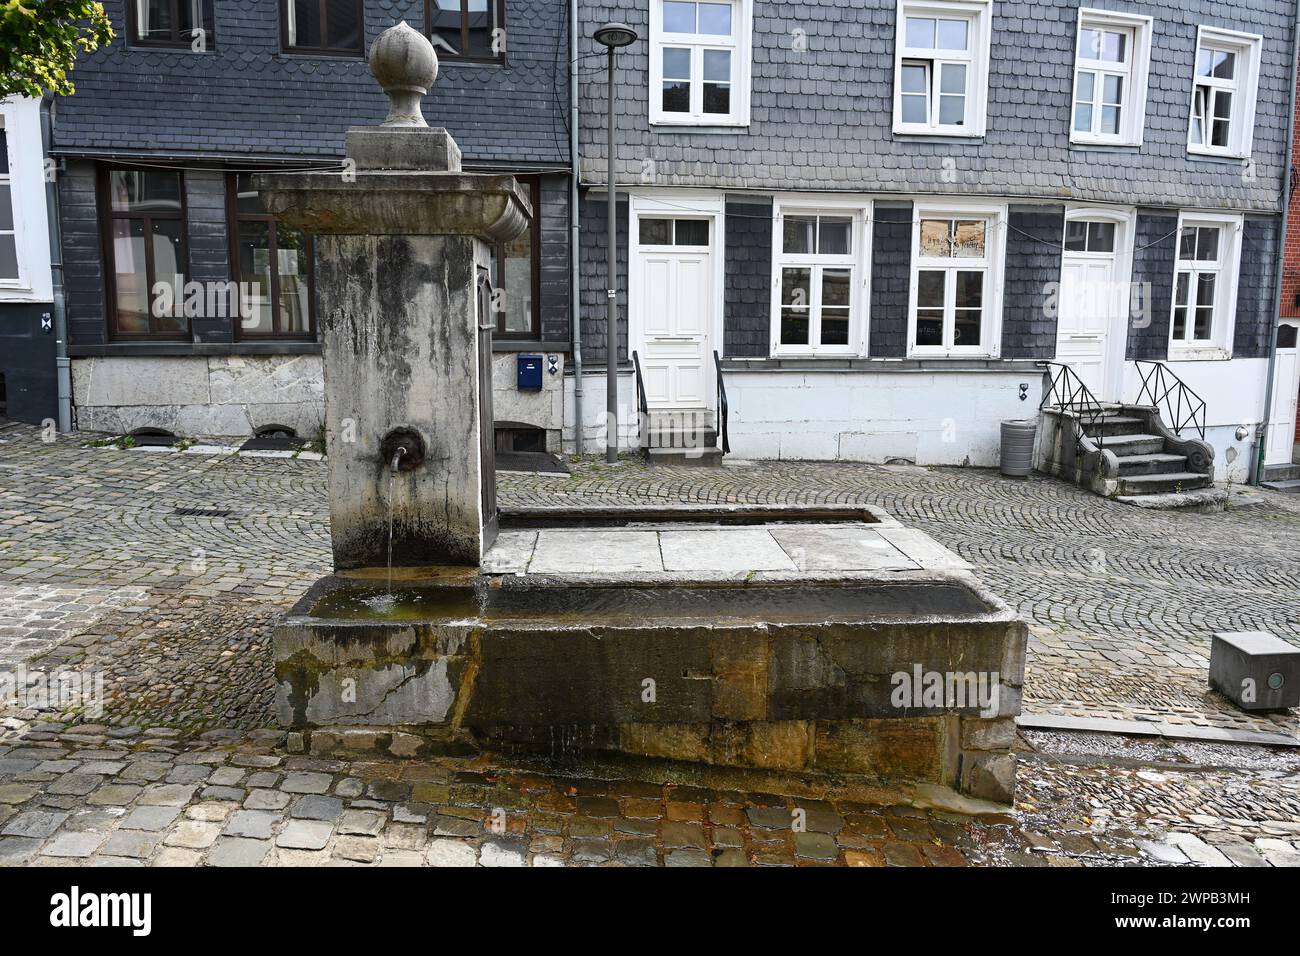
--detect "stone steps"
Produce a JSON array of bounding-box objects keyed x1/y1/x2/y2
[
  {"x1": 1085, "y1": 414, "x2": 1148, "y2": 438},
  {"x1": 1087, "y1": 432, "x2": 1167, "y2": 457},
  {"x1": 1261, "y1": 478, "x2": 1300, "y2": 494},
  {"x1": 640, "y1": 408, "x2": 723, "y2": 465},
  {"x1": 1116, "y1": 471, "x2": 1214, "y2": 496},
  {"x1": 1115, "y1": 452, "x2": 1192, "y2": 477}
]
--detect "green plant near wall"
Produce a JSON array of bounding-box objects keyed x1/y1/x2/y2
[{"x1": 0, "y1": 1, "x2": 113, "y2": 99}]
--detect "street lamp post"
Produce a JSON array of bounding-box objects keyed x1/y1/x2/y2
[{"x1": 593, "y1": 22, "x2": 638, "y2": 464}]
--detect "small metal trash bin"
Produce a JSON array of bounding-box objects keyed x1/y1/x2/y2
[{"x1": 1000, "y1": 419, "x2": 1037, "y2": 477}]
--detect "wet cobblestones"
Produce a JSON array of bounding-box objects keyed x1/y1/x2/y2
[{"x1": 0, "y1": 721, "x2": 1295, "y2": 867}]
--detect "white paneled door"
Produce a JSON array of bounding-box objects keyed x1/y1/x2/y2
[
  {"x1": 1056, "y1": 216, "x2": 1124, "y2": 399},
  {"x1": 634, "y1": 216, "x2": 713, "y2": 410},
  {"x1": 1266, "y1": 323, "x2": 1299, "y2": 466}
]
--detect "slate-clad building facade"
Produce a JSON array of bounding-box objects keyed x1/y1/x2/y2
[
  {"x1": 572, "y1": 0, "x2": 1294, "y2": 477},
  {"x1": 49, "y1": 0, "x2": 572, "y2": 446}
]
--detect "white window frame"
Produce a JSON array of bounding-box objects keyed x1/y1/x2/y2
[
  {"x1": 1187, "y1": 26, "x2": 1262, "y2": 160},
  {"x1": 1069, "y1": 9, "x2": 1152, "y2": 147},
  {"x1": 769, "y1": 197, "x2": 872, "y2": 357},
  {"x1": 892, "y1": 0, "x2": 992, "y2": 137},
  {"x1": 906, "y1": 200, "x2": 1006, "y2": 358},
  {"x1": 1167, "y1": 210, "x2": 1242, "y2": 361},
  {"x1": 649, "y1": 0, "x2": 753, "y2": 127}
]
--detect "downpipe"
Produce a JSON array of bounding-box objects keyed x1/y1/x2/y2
[
  {"x1": 1253, "y1": 0, "x2": 1300, "y2": 484},
  {"x1": 568, "y1": 0, "x2": 583, "y2": 453},
  {"x1": 40, "y1": 95, "x2": 72, "y2": 433}
]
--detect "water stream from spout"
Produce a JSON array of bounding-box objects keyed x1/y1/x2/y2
[
  {"x1": 362, "y1": 447, "x2": 407, "y2": 616},
  {"x1": 387, "y1": 447, "x2": 406, "y2": 598}
]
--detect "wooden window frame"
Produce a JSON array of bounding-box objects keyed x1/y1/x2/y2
[
  {"x1": 98, "y1": 165, "x2": 191, "y2": 341},
  {"x1": 226, "y1": 173, "x2": 317, "y2": 342},
  {"x1": 280, "y1": 0, "x2": 366, "y2": 57},
  {"x1": 424, "y1": 0, "x2": 506, "y2": 65},
  {"x1": 491, "y1": 176, "x2": 540, "y2": 340},
  {"x1": 128, "y1": 0, "x2": 216, "y2": 50}
]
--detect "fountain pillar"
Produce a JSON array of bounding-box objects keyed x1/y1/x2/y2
[{"x1": 254, "y1": 22, "x2": 530, "y2": 569}]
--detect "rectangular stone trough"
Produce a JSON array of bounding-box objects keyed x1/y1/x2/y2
[{"x1": 274, "y1": 508, "x2": 1027, "y2": 801}]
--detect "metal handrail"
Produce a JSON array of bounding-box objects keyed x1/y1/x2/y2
[
  {"x1": 1133, "y1": 360, "x2": 1207, "y2": 440},
  {"x1": 1040, "y1": 361, "x2": 1108, "y2": 450},
  {"x1": 631, "y1": 350, "x2": 648, "y2": 449},
  {"x1": 713, "y1": 350, "x2": 730, "y2": 455}
]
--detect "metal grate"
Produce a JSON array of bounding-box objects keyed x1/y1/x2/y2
[{"x1": 173, "y1": 507, "x2": 233, "y2": 518}]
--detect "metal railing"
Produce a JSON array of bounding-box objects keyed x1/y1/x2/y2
[
  {"x1": 631, "y1": 349, "x2": 648, "y2": 449},
  {"x1": 1040, "y1": 361, "x2": 1108, "y2": 449},
  {"x1": 713, "y1": 350, "x2": 730, "y2": 455},
  {"x1": 1133, "y1": 360, "x2": 1207, "y2": 440}
]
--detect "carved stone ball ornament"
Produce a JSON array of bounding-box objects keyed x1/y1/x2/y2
[{"x1": 369, "y1": 21, "x2": 439, "y2": 127}]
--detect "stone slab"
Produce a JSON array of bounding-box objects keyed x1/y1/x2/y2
[
  {"x1": 768, "y1": 526, "x2": 919, "y2": 571},
  {"x1": 658, "y1": 528, "x2": 797, "y2": 572},
  {"x1": 527, "y1": 530, "x2": 663, "y2": 574},
  {"x1": 479, "y1": 531, "x2": 537, "y2": 574}
]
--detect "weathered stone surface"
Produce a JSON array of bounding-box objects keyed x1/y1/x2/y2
[
  {"x1": 960, "y1": 717, "x2": 1017, "y2": 751},
  {"x1": 812, "y1": 719, "x2": 947, "y2": 783},
  {"x1": 277, "y1": 820, "x2": 333, "y2": 850},
  {"x1": 963, "y1": 753, "x2": 1017, "y2": 804}
]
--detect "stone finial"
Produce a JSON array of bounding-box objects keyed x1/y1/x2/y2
[{"x1": 369, "y1": 21, "x2": 439, "y2": 127}]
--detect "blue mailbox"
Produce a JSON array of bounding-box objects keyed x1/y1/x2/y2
[{"x1": 516, "y1": 354, "x2": 543, "y2": 391}]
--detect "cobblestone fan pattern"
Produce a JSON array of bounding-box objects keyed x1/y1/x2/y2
[{"x1": 2, "y1": 426, "x2": 1298, "y2": 737}]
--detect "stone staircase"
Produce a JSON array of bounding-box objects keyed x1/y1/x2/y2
[
  {"x1": 639, "y1": 408, "x2": 723, "y2": 466},
  {"x1": 1085, "y1": 413, "x2": 1214, "y2": 497},
  {"x1": 1260, "y1": 461, "x2": 1300, "y2": 494},
  {"x1": 1037, "y1": 403, "x2": 1219, "y2": 507}
]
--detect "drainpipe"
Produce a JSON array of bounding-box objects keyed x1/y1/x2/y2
[
  {"x1": 1254, "y1": 0, "x2": 1300, "y2": 484},
  {"x1": 40, "y1": 95, "x2": 72, "y2": 434},
  {"x1": 568, "y1": 0, "x2": 584, "y2": 454}
]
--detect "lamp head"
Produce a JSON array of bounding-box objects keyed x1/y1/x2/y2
[{"x1": 594, "y1": 22, "x2": 638, "y2": 48}]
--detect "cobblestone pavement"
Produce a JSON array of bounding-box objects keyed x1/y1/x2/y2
[
  {"x1": 1, "y1": 720, "x2": 1296, "y2": 867},
  {"x1": 1, "y1": 422, "x2": 1298, "y2": 866}
]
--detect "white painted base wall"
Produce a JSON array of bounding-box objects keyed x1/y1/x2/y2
[
  {"x1": 724, "y1": 370, "x2": 1034, "y2": 464},
  {"x1": 563, "y1": 369, "x2": 640, "y2": 455},
  {"x1": 1118, "y1": 358, "x2": 1268, "y2": 483}
]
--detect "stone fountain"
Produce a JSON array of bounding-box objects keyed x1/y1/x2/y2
[{"x1": 263, "y1": 23, "x2": 1027, "y2": 804}]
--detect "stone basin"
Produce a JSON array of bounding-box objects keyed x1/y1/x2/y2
[{"x1": 274, "y1": 509, "x2": 1027, "y2": 802}]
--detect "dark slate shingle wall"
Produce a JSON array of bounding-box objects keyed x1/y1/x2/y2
[
  {"x1": 53, "y1": 0, "x2": 568, "y2": 166},
  {"x1": 1235, "y1": 216, "x2": 1279, "y2": 359},
  {"x1": 1128, "y1": 210, "x2": 1179, "y2": 360},
  {"x1": 724, "y1": 196, "x2": 772, "y2": 357},
  {"x1": 1002, "y1": 204, "x2": 1065, "y2": 359},
  {"x1": 869, "y1": 202, "x2": 912, "y2": 358},
  {"x1": 578, "y1": 0, "x2": 1290, "y2": 211},
  {"x1": 578, "y1": 192, "x2": 628, "y2": 364}
]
